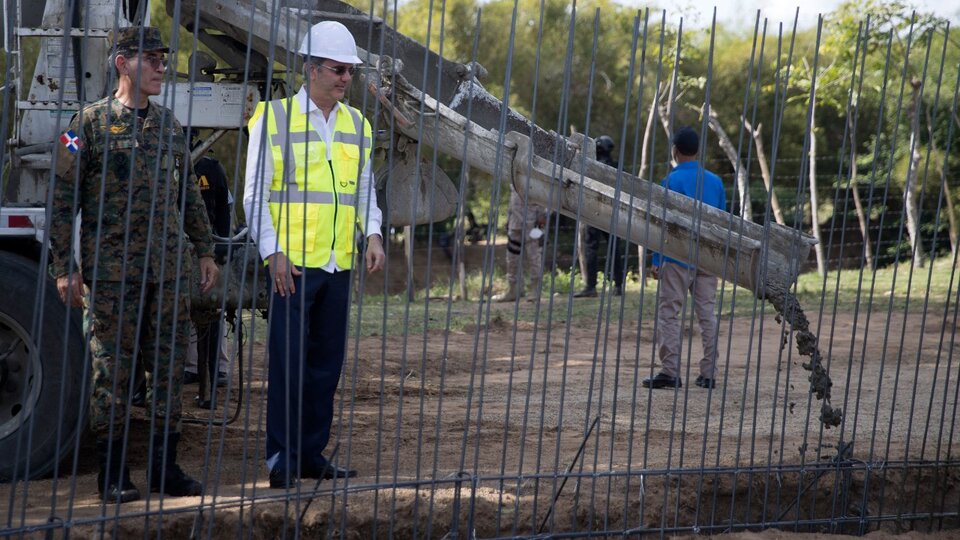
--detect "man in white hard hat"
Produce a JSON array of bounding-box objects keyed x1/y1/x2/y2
[{"x1": 243, "y1": 20, "x2": 385, "y2": 489}]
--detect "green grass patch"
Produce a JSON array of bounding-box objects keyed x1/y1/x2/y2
[
  {"x1": 257, "y1": 256, "x2": 959, "y2": 340},
  {"x1": 792, "y1": 256, "x2": 956, "y2": 313},
  {"x1": 351, "y1": 266, "x2": 662, "y2": 337}
]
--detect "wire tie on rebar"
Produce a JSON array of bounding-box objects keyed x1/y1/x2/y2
[{"x1": 43, "y1": 516, "x2": 64, "y2": 540}]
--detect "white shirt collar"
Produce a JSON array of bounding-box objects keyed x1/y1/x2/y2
[{"x1": 295, "y1": 86, "x2": 340, "y2": 117}]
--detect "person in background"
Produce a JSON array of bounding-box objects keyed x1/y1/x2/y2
[
  {"x1": 574, "y1": 135, "x2": 627, "y2": 298},
  {"x1": 491, "y1": 187, "x2": 548, "y2": 303},
  {"x1": 185, "y1": 134, "x2": 233, "y2": 389},
  {"x1": 643, "y1": 127, "x2": 725, "y2": 390}
]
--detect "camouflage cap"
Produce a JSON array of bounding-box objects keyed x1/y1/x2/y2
[{"x1": 110, "y1": 26, "x2": 169, "y2": 53}]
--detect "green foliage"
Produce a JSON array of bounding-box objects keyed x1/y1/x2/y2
[{"x1": 9, "y1": 0, "x2": 954, "y2": 281}]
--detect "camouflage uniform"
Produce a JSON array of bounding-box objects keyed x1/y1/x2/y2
[
  {"x1": 49, "y1": 88, "x2": 214, "y2": 439},
  {"x1": 494, "y1": 189, "x2": 547, "y2": 301}
]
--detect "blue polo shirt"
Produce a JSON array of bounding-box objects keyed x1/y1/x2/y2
[{"x1": 651, "y1": 161, "x2": 726, "y2": 268}]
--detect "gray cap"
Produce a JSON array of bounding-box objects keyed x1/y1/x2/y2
[{"x1": 110, "y1": 26, "x2": 169, "y2": 54}]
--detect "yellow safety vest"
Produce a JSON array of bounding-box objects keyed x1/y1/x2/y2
[{"x1": 250, "y1": 97, "x2": 372, "y2": 269}]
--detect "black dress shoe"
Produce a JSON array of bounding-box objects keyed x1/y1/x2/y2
[
  {"x1": 269, "y1": 467, "x2": 299, "y2": 489},
  {"x1": 183, "y1": 371, "x2": 200, "y2": 385},
  {"x1": 302, "y1": 462, "x2": 357, "y2": 480},
  {"x1": 573, "y1": 287, "x2": 597, "y2": 298},
  {"x1": 150, "y1": 463, "x2": 203, "y2": 496},
  {"x1": 695, "y1": 375, "x2": 716, "y2": 389},
  {"x1": 641, "y1": 373, "x2": 682, "y2": 389},
  {"x1": 215, "y1": 371, "x2": 229, "y2": 388}
]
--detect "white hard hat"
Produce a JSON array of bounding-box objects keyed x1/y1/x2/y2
[{"x1": 298, "y1": 21, "x2": 362, "y2": 64}]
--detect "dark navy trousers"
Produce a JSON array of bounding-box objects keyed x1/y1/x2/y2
[{"x1": 266, "y1": 267, "x2": 351, "y2": 473}]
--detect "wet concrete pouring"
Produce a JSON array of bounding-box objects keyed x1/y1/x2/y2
[{"x1": 762, "y1": 282, "x2": 844, "y2": 429}]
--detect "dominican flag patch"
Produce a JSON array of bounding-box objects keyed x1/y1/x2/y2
[{"x1": 59, "y1": 130, "x2": 82, "y2": 153}]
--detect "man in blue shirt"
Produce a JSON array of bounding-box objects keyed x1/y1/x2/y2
[{"x1": 643, "y1": 127, "x2": 726, "y2": 390}]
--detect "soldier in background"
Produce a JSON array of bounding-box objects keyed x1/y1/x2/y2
[
  {"x1": 574, "y1": 135, "x2": 627, "y2": 298},
  {"x1": 48, "y1": 27, "x2": 218, "y2": 503},
  {"x1": 491, "y1": 187, "x2": 548, "y2": 302},
  {"x1": 185, "y1": 133, "x2": 233, "y2": 390}
]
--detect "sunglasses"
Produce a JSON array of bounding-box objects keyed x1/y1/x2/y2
[
  {"x1": 316, "y1": 64, "x2": 357, "y2": 77},
  {"x1": 135, "y1": 55, "x2": 168, "y2": 69}
]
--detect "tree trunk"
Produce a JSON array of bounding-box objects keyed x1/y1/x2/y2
[
  {"x1": 639, "y1": 84, "x2": 659, "y2": 180},
  {"x1": 637, "y1": 87, "x2": 660, "y2": 284},
  {"x1": 904, "y1": 78, "x2": 923, "y2": 267},
  {"x1": 404, "y1": 224, "x2": 416, "y2": 300},
  {"x1": 665, "y1": 65, "x2": 678, "y2": 146},
  {"x1": 945, "y1": 110, "x2": 960, "y2": 264},
  {"x1": 846, "y1": 116, "x2": 874, "y2": 269},
  {"x1": 743, "y1": 119, "x2": 785, "y2": 225},
  {"x1": 457, "y1": 166, "x2": 470, "y2": 301},
  {"x1": 706, "y1": 107, "x2": 752, "y2": 221},
  {"x1": 943, "y1": 171, "x2": 958, "y2": 265},
  {"x1": 658, "y1": 81, "x2": 677, "y2": 168},
  {"x1": 808, "y1": 99, "x2": 827, "y2": 276}
]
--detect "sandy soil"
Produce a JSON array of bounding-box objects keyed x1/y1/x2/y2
[{"x1": 3, "y1": 243, "x2": 959, "y2": 538}]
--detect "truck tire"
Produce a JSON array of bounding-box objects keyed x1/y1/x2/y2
[{"x1": 0, "y1": 253, "x2": 85, "y2": 481}]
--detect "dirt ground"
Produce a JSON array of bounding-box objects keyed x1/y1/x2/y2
[{"x1": 3, "y1": 242, "x2": 959, "y2": 538}]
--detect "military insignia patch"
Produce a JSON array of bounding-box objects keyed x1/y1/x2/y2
[
  {"x1": 59, "y1": 130, "x2": 82, "y2": 153},
  {"x1": 109, "y1": 125, "x2": 127, "y2": 134}
]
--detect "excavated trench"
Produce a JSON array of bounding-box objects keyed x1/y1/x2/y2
[{"x1": 62, "y1": 466, "x2": 959, "y2": 538}]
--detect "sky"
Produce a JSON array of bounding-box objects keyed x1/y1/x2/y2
[{"x1": 648, "y1": 0, "x2": 960, "y2": 30}]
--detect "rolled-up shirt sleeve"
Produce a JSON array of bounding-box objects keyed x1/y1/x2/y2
[{"x1": 243, "y1": 108, "x2": 281, "y2": 261}]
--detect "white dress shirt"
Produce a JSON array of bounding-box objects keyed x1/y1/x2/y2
[{"x1": 243, "y1": 86, "x2": 382, "y2": 272}]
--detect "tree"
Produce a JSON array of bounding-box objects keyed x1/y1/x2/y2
[
  {"x1": 743, "y1": 118, "x2": 786, "y2": 225},
  {"x1": 792, "y1": 48, "x2": 830, "y2": 277},
  {"x1": 704, "y1": 106, "x2": 752, "y2": 221},
  {"x1": 904, "y1": 77, "x2": 924, "y2": 265},
  {"x1": 824, "y1": 0, "x2": 948, "y2": 268}
]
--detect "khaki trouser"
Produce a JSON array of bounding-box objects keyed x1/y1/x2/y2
[
  {"x1": 655, "y1": 262, "x2": 719, "y2": 379},
  {"x1": 504, "y1": 190, "x2": 546, "y2": 296}
]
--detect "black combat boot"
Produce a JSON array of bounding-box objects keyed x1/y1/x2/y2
[
  {"x1": 149, "y1": 433, "x2": 203, "y2": 497},
  {"x1": 96, "y1": 439, "x2": 141, "y2": 503}
]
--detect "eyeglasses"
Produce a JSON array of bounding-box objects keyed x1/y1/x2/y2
[
  {"x1": 138, "y1": 55, "x2": 168, "y2": 70},
  {"x1": 316, "y1": 64, "x2": 357, "y2": 77}
]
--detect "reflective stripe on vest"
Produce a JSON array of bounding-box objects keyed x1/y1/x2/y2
[
  {"x1": 261, "y1": 97, "x2": 368, "y2": 268},
  {"x1": 267, "y1": 101, "x2": 370, "y2": 206}
]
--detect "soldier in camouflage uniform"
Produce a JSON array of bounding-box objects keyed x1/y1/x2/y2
[
  {"x1": 491, "y1": 188, "x2": 547, "y2": 302},
  {"x1": 48, "y1": 26, "x2": 219, "y2": 503}
]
